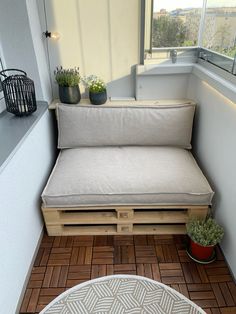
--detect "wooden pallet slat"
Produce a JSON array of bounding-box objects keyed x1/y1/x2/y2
[
  {"x1": 44, "y1": 210, "x2": 189, "y2": 225},
  {"x1": 42, "y1": 205, "x2": 208, "y2": 236},
  {"x1": 133, "y1": 224, "x2": 186, "y2": 235}
]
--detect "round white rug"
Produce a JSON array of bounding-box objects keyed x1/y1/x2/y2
[{"x1": 40, "y1": 274, "x2": 206, "y2": 314}]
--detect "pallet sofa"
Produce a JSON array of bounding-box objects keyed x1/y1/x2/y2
[{"x1": 41, "y1": 102, "x2": 214, "y2": 236}]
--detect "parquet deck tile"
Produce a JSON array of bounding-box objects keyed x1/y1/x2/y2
[
  {"x1": 20, "y1": 233, "x2": 236, "y2": 313},
  {"x1": 135, "y1": 245, "x2": 157, "y2": 263},
  {"x1": 113, "y1": 235, "x2": 134, "y2": 246}
]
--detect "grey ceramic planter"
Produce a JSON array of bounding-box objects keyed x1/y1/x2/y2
[
  {"x1": 89, "y1": 90, "x2": 107, "y2": 105},
  {"x1": 59, "y1": 85, "x2": 81, "y2": 104}
]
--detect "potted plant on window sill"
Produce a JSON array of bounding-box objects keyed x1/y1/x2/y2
[
  {"x1": 55, "y1": 66, "x2": 81, "y2": 104},
  {"x1": 83, "y1": 75, "x2": 107, "y2": 105},
  {"x1": 186, "y1": 217, "x2": 224, "y2": 263}
]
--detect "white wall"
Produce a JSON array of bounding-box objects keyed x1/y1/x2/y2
[
  {"x1": 0, "y1": 0, "x2": 51, "y2": 103},
  {"x1": 136, "y1": 62, "x2": 236, "y2": 278},
  {"x1": 187, "y1": 74, "x2": 236, "y2": 278},
  {"x1": 39, "y1": 0, "x2": 140, "y2": 98},
  {"x1": 136, "y1": 64, "x2": 192, "y2": 100},
  {"x1": 136, "y1": 73, "x2": 189, "y2": 99},
  {"x1": 0, "y1": 110, "x2": 56, "y2": 313},
  {"x1": 26, "y1": 0, "x2": 52, "y2": 102}
]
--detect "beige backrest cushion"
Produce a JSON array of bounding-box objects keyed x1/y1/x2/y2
[{"x1": 57, "y1": 103, "x2": 195, "y2": 149}]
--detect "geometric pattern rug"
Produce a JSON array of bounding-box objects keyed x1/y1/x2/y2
[{"x1": 40, "y1": 275, "x2": 206, "y2": 314}]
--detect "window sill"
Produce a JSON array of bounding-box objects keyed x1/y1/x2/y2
[
  {"x1": 0, "y1": 101, "x2": 48, "y2": 173},
  {"x1": 137, "y1": 63, "x2": 193, "y2": 75}
]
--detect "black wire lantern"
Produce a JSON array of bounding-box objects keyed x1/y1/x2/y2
[{"x1": 0, "y1": 69, "x2": 37, "y2": 116}]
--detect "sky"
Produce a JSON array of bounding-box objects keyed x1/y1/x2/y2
[{"x1": 154, "y1": 0, "x2": 236, "y2": 12}]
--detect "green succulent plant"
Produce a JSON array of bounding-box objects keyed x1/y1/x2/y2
[
  {"x1": 186, "y1": 218, "x2": 224, "y2": 246},
  {"x1": 54, "y1": 66, "x2": 80, "y2": 87}
]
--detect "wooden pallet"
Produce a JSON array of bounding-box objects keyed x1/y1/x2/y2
[{"x1": 42, "y1": 205, "x2": 209, "y2": 236}]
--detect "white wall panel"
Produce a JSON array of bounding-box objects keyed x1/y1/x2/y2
[
  {"x1": 0, "y1": 110, "x2": 56, "y2": 313},
  {"x1": 44, "y1": 0, "x2": 140, "y2": 98},
  {"x1": 187, "y1": 74, "x2": 236, "y2": 278}
]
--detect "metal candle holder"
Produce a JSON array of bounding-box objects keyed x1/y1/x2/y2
[{"x1": 0, "y1": 69, "x2": 37, "y2": 116}]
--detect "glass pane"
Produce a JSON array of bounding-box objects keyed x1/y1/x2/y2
[
  {"x1": 152, "y1": 0, "x2": 203, "y2": 48},
  {"x1": 202, "y1": 0, "x2": 236, "y2": 58},
  {"x1": 199, "y1": 48, "x2": 236, "y2": 74}
]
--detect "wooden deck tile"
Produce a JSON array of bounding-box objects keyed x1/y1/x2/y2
[
  {"x1": 151, "y1": 264, "x2": 161, "y2": 281},
  {"x1": 208, "y1": 275, "x2": 232, "y2": 283},
  {"x1": 219, "y1": 283, "x2": 235, "y2": 306},
  {"x1": 211, "y1": 308, "x2": 221, "y2": 314},
  {"x1": 134, "y1": 235, "x2": 148, "y2": 246},
  {"x1": 189, "y1": 291, "x2": 215, "y2": 300},
  {"x1": 73, "y1": 236, "x2": 94, "y2": 247},
  {"x1": 91, "y1": 264, "x2": 107, "y2": 278},
  {"x1": 135, "y1": 246, "x2": 157, "y2": 263},
  {"x1": 161, "y1": 276, "x2": 186, "y2": 284},
  {"x1": 155, "y1": 245, "x2": 165, "y2": 262},
  {"x1": 42, "y1": 266, "x2": 53, "y2": 288},
  {"x1": 154, "y1": 235, "x2": 174, "y2": 245},
  {"x1": 50, "y1": 266, "x2": 61, "y2": 287},
  {"x1": 20, "y1": 289, "x2": 32, "y2": 313},
  {"x1": 33, "y1": 248, "x2": 44, "y2": 267},
  {"x1": 114, "y1": 235, "x2": 134, "y2": 246},
  {"x1": 220, "y1": 307, "x2": 236, "y2": 313},
  {"x1": 92, "y1": 246, "x2": 114, "y2": 264},
  {"x1": 188, "y1": 283, "x2": 212, "y2": 291},
  {"x1": 159, "y1": 262, "x2": 181, "y2": 270},
  {"x1": 196, "y1": 264, "x2": 209, "y2": 283},
  {"x1": 227, "y1": 282, "x2": 236, "y2": 303},
  {"x1": 58, "y1": 265, "x2": 69, "y2": 287},
  {"x1": 179, "y1": 283, "x2": 189, "y2": 298},
  {"x1": 40, "y1": 248, "x2": 51, "y2": 266},
  {"x1": 114, "y1": 264, "x2": 136, "y2": 275},
  {"x1": 121, "y1": 246, "x2": 135, "y2": 263},
  {"x1": 19, "y1": 233, "x2": 236, "y2": 313},
  {"x1": 194, "y1": 299, "x2": 218, "y2": 308},
  {"x1": 27, "y1": 288, "x2": 40, "y2": 313},
  {"x1": 68, "y1": 265, "x2": 91, "y2": 280},
  {"x1": 211, "y1": 283, "x2": 227, "y2": 307},
  {"x1": 182, "y1": 263, "x2": 194, "y2": 283},
  {"x1": 32, "y1": 267, "x2": 46, "y2": 274}
]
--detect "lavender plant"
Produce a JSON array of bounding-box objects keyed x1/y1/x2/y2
[{"x1": 54, "y1": 66, "x2": 80, "y2": 87}]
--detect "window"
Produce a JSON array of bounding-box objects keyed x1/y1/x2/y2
[
  {"x1": 152, "y1": 0, "x2": 203, "y2": 48},
  {"x1": 202, "y1": 0, "x2": 236, "y2": 58},
  {"x1": 144, "y1": 0, "x2": 236, "y2": 74}
]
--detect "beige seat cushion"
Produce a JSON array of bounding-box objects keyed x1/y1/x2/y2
[{"x1": 42, "y1": 146, "x2": 214, "y2": 207}]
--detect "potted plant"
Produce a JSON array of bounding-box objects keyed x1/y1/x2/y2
[
  {"x1": 54, "y1": 66, "x2": 81, "y2": 104},
  {"x1": 83, "y1": 75, "x2": 107, "y2": 105},
  {"x1": 186, "y1": 217, "x2": 224, "y2": 261}
]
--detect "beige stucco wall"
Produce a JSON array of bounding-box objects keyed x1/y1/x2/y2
[{"x1": 45, "y1": 0, "x2": 140, "y2": 98}]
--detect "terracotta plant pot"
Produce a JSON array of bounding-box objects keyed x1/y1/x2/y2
[{"x1": 190, "y1": 239, "x2": 214, "y2": 260}]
